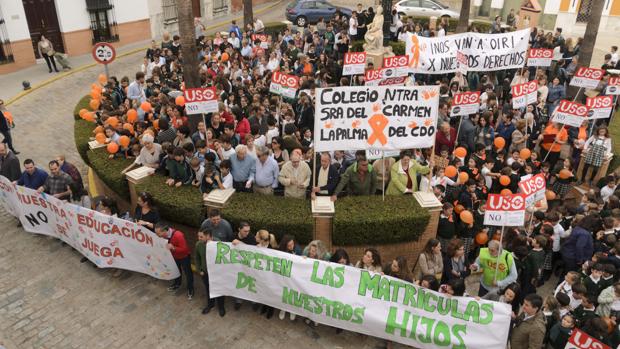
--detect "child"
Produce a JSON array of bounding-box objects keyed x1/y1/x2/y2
[
  {"x1": 552, "y1": 159, "x2": 575, "y2": 199},
  {"x1": 194, "y1": 230, "x2": 225, "y2": 316},
  {"x1": 166, "y1": 147, "x2": 191, "y2": 187},
  {"x1": 301, "y1": 128, "x2": 313, "y2": 148},
  {"x1": 200, "y1": 163, "x2": 220, "y2": 193},
  {"x1": 530, "y1": 235, "x2": 547, "y2": 287},
  {"x1": 542, "y1": 295, "x2": 561, "y2": 343},
  {"x1": 554, "y1": 271, "x2": 581, "y2": 308},
  {"x1": 555, "y1": 292, "x2": 571, "y2": 318},
  {"x1": 219, "y1": 135, "x2": 236, "y2": 160},
  {"x1": 266, "y1": 116, "x2": 279, "y2": 144},
  {"x1": 572, "y1": 294, "x2": 597, "y2": 327},
  {"x1": 189, "y1": 157, "x2": 205, "y2": 189},
  {"x1": 481, "y1": 158, "x2": 498, "y2": 191},
  {"x1": 194, "y1": 140, "x2": 208, "y2": 165},
  {"x1": 218, "y1": 159, "x2": 233, "y2": 189},
  {"x1": 583, "y1": 263, "x2": 604, "y2": 298},
  {"x1": 546, "y1": 313, "x2": 575, "y2": 349}
]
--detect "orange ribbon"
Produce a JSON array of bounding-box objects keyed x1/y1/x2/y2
[{"x1": 367, "y1": 113, "x2": 389, "y2": 146}]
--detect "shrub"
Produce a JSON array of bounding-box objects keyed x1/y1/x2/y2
[
  {"x1": 264, "y1": 22, "x2": 289, "y2": 37},
  {"x1": 86, "y1": 147, "x2": 132, "y2": 200},
  {"x1": 74, "y1": 119, "x2": 94, "y2": 166}
]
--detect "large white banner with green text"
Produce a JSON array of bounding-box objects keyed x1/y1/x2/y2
[{"x1": 206, "y1": 242, "x2": 511, "y2": 349}]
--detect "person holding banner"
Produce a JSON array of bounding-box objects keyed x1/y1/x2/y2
[
  {"x1": 471, "y1": 240, "x2": 518, "y2": 296},
  {"x1": 37, "y1": 160, "x2": 72, "y2": 201},
  {"x1": 386, "y1": 150, "x2": 431, "y2": 195},
  {"x1": 195, "y1": 229, "x2": 226, "y2": 316},
  {"x1": 155, "y1": 222, "x2": 194, "y2": 299}
]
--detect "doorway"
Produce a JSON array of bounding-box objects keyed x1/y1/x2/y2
[{"x1": 22, "y1": 0, "x2": 65, "y2": 59}]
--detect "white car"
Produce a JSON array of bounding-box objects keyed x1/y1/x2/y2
[{"x1": 394, "y1": 0, "x2": 459, "y2": 19}]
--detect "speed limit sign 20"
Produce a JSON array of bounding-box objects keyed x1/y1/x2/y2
[{"x1": 92, "y1": 42, "x2": 116, "y2": 64}]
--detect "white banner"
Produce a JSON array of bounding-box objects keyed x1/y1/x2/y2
[
  {"x1": 343, "y1": 52, "x2": 367, "y2": 76},
  {"x1": 518, "y1": 173, "x2": 546, "y2": 207},
  {"x1": 207, "y1": 241, "x2": 512, "y2": 349},
  {"x1": 0, "y1": 176, "x2": 180, "y2": 280},
  {"x1": 511, "y1": 80, "x2": 538, "y2": 109},
  {"x1": 484, "y1": 193, "x2": 526, "y2": 227},
  {"x1": 552, "y1": 100, "x2": 588, "y2": 127},
  {"x1": 606, "y1": 77, "x2": 620, "y2": 95},
  {"x1": 270, "y1": 71, "x2": 299, "y2": 99},
  {"x1": 451, "y1": 91, "x2": 480, "y2": 116},
  {"x1": 406, "y1": 29, "x2": 530, "y2": 74},
  {"x1": 184, "y1": 87, "x2": 219, "y2": 115},
  {"x1": 527, "y1": 48, "x2": 553, "y2": 67},
  {"x1": 570, "y1": 67, "x2": 605, "y2": 90},
  {"x1": 314, "y1": 86, "x2": 439, "y2": 152},
  {"x1": 586, "y1": 96, "x2": 613, "y2": 120}
]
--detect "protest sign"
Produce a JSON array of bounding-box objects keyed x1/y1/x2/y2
[
  {"x1": 383, "y1": 55, "x2": 410, "y2": 78},
  {"x1": 586, "y1": 95, "x2": 614, "y2": 120},
  {"x1": 564, "y1": 328, "x2": 611, "y2": 349},
  {"x1": 484, "y1": 193, "x2": 526, "y2": 227},
  {"x1": 518, "y1": 173, "x2": 546, "y2": 207},
  {"x1": 511, "y1": 80, "x2": 538, "y2": 109},
  {"x1": 251, "y1": 34, "x2": 269, "y2": 48},
  {"x1": 456, "y1": 51, "x2": 468, "y2": 74},
  {"x1": 207, "y1": 241, "x2": 512, "y2": 349},
  {"x1": 366, "y1": 149, "x2": 400, "y2": 160},
  {"x1": 450, "y1": 91, "x2": 480, "y2": 116},
  {"x1": 406, "y1": 29, "x2": 530, "y2": 74},
  {"x1": 379, "y1": 76, "x2": 407, "y2": 86},
  {"x1": 184, "y1": 87, "x2": 218, "y2": 115},
  {"x1": 527, "y1": 48, "x2": 553, "y2": 67},
  {"x1": 0, "y1": 176, "x2": 180, "y2": 280},
  {"x1": 270, "y1": 71, "x2": 299, "y2": 99},
  {"x1": 552, "y1": 100, "x2": 588, "y2": 127},
  {"x1": 343, "y1": 52, "x2": 367, "y2": 76},
  {"x1": 314, "y1": 86, "x2": 439, "y2": 152},
  {"x1": 570, "y1": 67, "x2": 605, "y2": 89},
  {"x1": 364, "y1": 69, "x2": 383, "y2": 86},
  {"x1": 606, "y1": 76, "x2": 620, "y2": 95}
]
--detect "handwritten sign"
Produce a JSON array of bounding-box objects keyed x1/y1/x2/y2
[
  {"x1": 570, "y1": 67, "x2": 605, "y2": 89},
  {"x1": 451, "y1": 91, "x2": 480, "y2": 116},
  {"x1": 512, "y1": 80, "x2": 538, "y2": 109}
]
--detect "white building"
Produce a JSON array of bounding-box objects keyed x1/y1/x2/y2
[{"x1": 0, "y1": 0, "x2": 231, "y2": 74}]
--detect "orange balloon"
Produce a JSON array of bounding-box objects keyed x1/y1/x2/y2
[
  {"x1": 95, "y1": 133, "x2": 106, "y2": 144},
  {"x1": 89, "y1": 98, "x2": 100, "y2": 110},
  {"x1": 119, "y1": 135, "x2": 131, "y2": 148},
  {"x1": 79, "y1": 109, "x2": 88, "y2": 118},
  {"x1": 83, "y1": 112, "x2": 95, "y2": 122},
  {"x1": 106, "y1": 142, "x2": 119, "y2": 154},
  {"x1": 454, "y1": 147, "x2": 467, "y2": 158},
  {"x1": 559, "y1": 169, "x2": 572, "y2": 180},
  {"x1": 475, "y1": 232, "x2": 488, "y2": 245},
  {"x1": 454, "y1": 204, "x2": 465, "y2": 214},
  {"x1": 499, "y1": 175, "x2": 511, "y2": 186},
  {"x1": 520, "y1": 148, "x2": 531, "y2": 160},
  {"x1": 460, "y1": 210, "x2": 474, "y2": 224},
  {"x1": 93, "y1": 125, "x2": 104, "y2": 134},
  {"x1": 445, "y1": 165, "x2": 458, "y2": 178},
  {"x1": 127, "y1": 109, "x2": 138, "y2": 123},
  {"x1": 494, "y1": 137, "x2": 505, "y2": 149},
  {"x1": 152, "y1": 119, "x2": 160, "y2": 130},
  {"x1": 106, "y1": 117, "x2": 119, "y2": 128},
  {"x1": 91, "y1": 83, "x2": 101, "y2": 91},
  {"x1": 221, "y1": 52, "x2": 229, "y2": 62},
  {"x1": 123, "y1": 123, "x2": 134, "y2": 134},
  {"x1": 140, "y1": 102, "x2": 152, "y2": 112},
  {"x1": 501, "y1": 188, "x2": 512, "y2": 196},
  {"x1": 90, "y1": 89, "x2": 101, "y2": 99},
  {"x1": 545, "y1": 190, "x2": 556, "y2": 200},
  {"x1": 175, "y1": 96, "x2": 185, "y2": 106},
  {"x1": 459, "y1": 172, "x2": 469, "y2": 183},
  {"x1": 98, "y1": 74, "x2": 107, "y2": 84}
]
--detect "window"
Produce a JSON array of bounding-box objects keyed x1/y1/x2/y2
[
  {"x1": 422, "y1": 0, "x2": 439, "y2": 9},
  {"x1": 86, "y1": 0, "x2": 119, "y2": 44},
  {"x1": 162, "y1": 0, "x2": 178, "y2": 24},
  {"x1": 576, "y1": 0, "x2": 593, "y2": 23},
  {"x1": 301, "y1": 2, "x2": 316, "y2": 9},
  {"x1": 213, "y1": 0, "x2": 228, "y2": 14},
  {"x1": 403, "y1": 1, "x2": 420, "y2": 8},
  {"x1": 0, "y1": 4, "x2": 14, "y2": 64}
]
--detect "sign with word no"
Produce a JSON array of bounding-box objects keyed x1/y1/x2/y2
[{"x1": 484, "y1": 193, "x2": 526, "y2": 227}]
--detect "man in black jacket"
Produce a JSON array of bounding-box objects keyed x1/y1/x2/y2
[
  {"x1": 311, "y1": 152, "x2": 340, "y2": 197},
  {"x1": 0, "y1": 143, "x2": 21, "y2": 181}
]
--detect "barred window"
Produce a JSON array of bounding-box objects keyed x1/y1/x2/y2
[
  {"x1": 0, "y1": 4, "x2": 14, "y2": 64},
  {"x1": 576, "y1": 0, "x2": 593, "y2": 23},
  {"x1": 162, "y1": 0, "x2": 178, "y2": 24},
  {"x1": 213, "y1": 0, "x2": 228, "y2": 14},
  {"x1": 86, "y1": 0, "x2": 119, "y2": 44}
]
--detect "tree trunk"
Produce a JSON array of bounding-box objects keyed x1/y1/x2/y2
[
  {"x1": 176, "y1": 0, "x2": 200, "y2": 89},
  {"x1": 569, "y1": 0, "x2": 605, "y2": 99},
  {"x1": 243, "y1": 0, "x2": 253, "y2": 29},
  {"x1": 456, "y1": 0, "x2": 471, "y2": 34}
]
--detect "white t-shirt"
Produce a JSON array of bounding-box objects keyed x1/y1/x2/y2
[
  {"x1": 552, "y1": 223, "x2": 566, "y2": 252},
  {"x1": 266, "y1": 128, "x2": 280, "y2": 144},
  {"x1": 349, "y1": 17, "x2": 358, "y2": 36},
  {"x1": 601, "y1": 185, "x2": 617, "y2": 202},
  {"x1": 481, "y1": 167, "x2": 493, "y2": 189},
  {"x1": 221, "y1": 173, "x2": 233, "y2": 189}
]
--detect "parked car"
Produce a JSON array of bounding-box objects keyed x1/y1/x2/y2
[
  {"x1": 394, "y1": 0, "x2": 459, "y2": 19},
  {"x1": 286, "y1": 0, "x2": 352, "y2": 27}
]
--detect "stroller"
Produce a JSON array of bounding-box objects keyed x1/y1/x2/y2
[{"x1": 53, "y1": 51, "x2": 71, "y2": 70}]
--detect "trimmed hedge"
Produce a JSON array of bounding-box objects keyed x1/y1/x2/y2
[{"x1": 87, "y1": 148, "x2": 132, "y2": 200}]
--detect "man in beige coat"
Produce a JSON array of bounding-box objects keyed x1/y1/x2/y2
[
  {"x1": 278, "y1": 153, "x2": 311, "y2": 199},
  {"x1": 510, "y1": 294, "x2": 546, "y2": 349}
]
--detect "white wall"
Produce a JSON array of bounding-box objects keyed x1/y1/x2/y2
[
  {"x1": 543, "y1": 0, "x2": 561, "y2": 15},
  {"x1": 113, "y1": 0, "x2": 149, "y2": 24},
  {"x1": 55, "y1": 0, "x2": 90, "y2": 33},
  {"x1": 2, "y1": 0, "x2": 31, "y2": 41}
]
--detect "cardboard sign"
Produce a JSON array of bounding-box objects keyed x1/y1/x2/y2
[
  {"x1": 518, "y1": 173, "x2": 546, "y2": 207},
  {"x1": 269, "y1": 71, "x2": 299, "y2": 99},
  {"x1": 564, "y1": 328, "x2": 611, "y2": 349},
  {"x1": 552, "y1": 100, "x2": 588, "y2": 127},
  {"x1": 457, "y1": 51, "x2": 468, "y2": 74},
  {"x1": 379, "y1": 76, "x2": 407, "y2": 86},
  {"x1": 343, "y1": 52, "x2": 367, "y2": 76},
  {"x1": 570, "y1": 67, "x2": 605, "y2": 89},
  {"x1": 606, "y1": 76, "x2": 620, "y2": 95},
  {"x1": 484, "y1": 193, "x2": 526, "y2": 226},
  {"x1": 184, "y1": 87, "x2": 218, "y2": 115},
  {"x1": 586, "y1": 95, "x2": 613, "y2": 120},
  {"x1": 527, "y1": 48, "x2": 553, "y2": 67},
  {"x1": 451, "y1": 91, "x2": 480, "y2": 116},
  {"x1": 383, "y1": 55, "x2": 410, "y2": 78},
  {"x1": 512, "y1": 80, "x2": 538, "y2": 109},
  {"x1": 314, "y1": 86, "x2": 439, "y2": 151}
]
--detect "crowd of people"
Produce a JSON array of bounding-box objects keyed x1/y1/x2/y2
[{"x1": 3, "y1": 3, "x2": 620, "y2": 348}]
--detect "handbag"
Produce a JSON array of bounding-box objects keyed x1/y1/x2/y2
[{"x1": 47, "y1": 49, "x2": 55, "y2": 56}]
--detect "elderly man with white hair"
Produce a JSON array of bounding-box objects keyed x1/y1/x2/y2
[
  {"x1": 278, "y1": 152, "x2": 311, "y2": 199},
  {"x1": 121, "y1": 134, "x2": 162, "y2": 174},
  {"x1": 229, "y1": 144, "x2": 255, "y2": 192},
  {"x1": 470, "y1": 239, "x2": 518, "y2": 296},
  {"x1": 253, "y1": 146, "x2": 279, "y2": 195}
]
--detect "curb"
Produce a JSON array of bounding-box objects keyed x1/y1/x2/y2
[{"x1": 6, "y1": 0, "x2": 283, "y2": 106}]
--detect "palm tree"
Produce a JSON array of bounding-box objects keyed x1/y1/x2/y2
[
  {"x1": 456, "y1": 0, "x2": 470, "y2": 34},
  {"x1": 244, "y1": 0, "x2": 253, "y2": 29},
  {"x1": 175, "y1": 0, "x2": 200, "y2": 89}
]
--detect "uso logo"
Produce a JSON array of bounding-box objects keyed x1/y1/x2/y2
[
  {"x1": 557, "y1": 100, "x2": 588, "y2": 116},
  {"x1": 344, "y1": 52, "x2": 366, "y2": 65},
  {"x1": 272, "y1": 72, "x2": 299, "y2": 88},
  {"x1": 365, "y1": 69, "x2": 383, "y2": 81},
  {"x1": 609, "y1": 77, "x2": 620, "y2": 86},
  {"x1": 453, "y1": 91, "x2": 480, "y2": 105},
  {"x1": 512, "y1": 80, "x2": 537, "y2": 97},
  {"x1": 528, "y1": 48, "x2": 553, "y2": 59},
  {"x1": 184, "y1": 87, "x2": 216, "y2": 102},
  {"x1": 487, "y1": 194, "x2": 525, "y2": 211},
  {"x1": 383, "y1": 55, "x2": 408, "y2": 68},
  {"x1": 587, "y1": 96, "x2": 613, "y2": 109},
  {"x1": 575, "y1": 67, "x2": 604, "y2": 80}
]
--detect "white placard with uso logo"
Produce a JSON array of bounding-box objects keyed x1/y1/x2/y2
[
  {"x1": 383, "y1": 55, "x2": 410, "y2": 78},
  {"x1": 586, "y1": 96, "x2": 614, "y2": 120},
  {"x1": 484, "y1": 193, "x2": 526, "y2": 227},
  {"x1": 570, "y1": 67, "x2": 605, "y2": 89},
  {"x1": 450, "y1": 91, "x2": 480, "y2": 116},
  {"x1": 511, "y1": 80, "x2": 538, "y2": 109},
  {"x1": 606, "y1": 76, "x2": 620, "y2": 95},
  {"x1": 184, "y1": 87, "x2": 218, "y2": 115},
  {"x1": 343, "y1": 52, "x2": 367, "y2": 76},
  {"x1": 364, "y1": 69, "x2": 383, "y2": 86},
  {"x1": 551, "y1": 100, "x2": 588, "y2": 127},
  {"x1": 564, "y1": 328, "x2": 611, "y2": 349},
  {"x1": 270, "y1": 71, "x2": 300, "y2": 99},
  {"x1": 527, "y1": 48, "x2": 553, "y2": 67},
  {"x1": 518, "y1": 173, "x2": 546, "y2": 207}
]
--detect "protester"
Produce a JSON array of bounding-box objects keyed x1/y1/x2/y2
[
  {"x1": 155, "y1": 222, "x2": 194, "y2": 299},
  {"x1": 195, "y1": 229, "x2": 226, "y2": 316}
]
